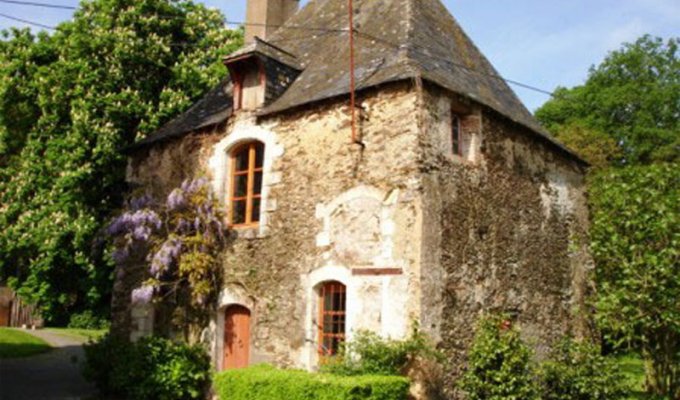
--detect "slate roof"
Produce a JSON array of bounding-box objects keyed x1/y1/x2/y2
[
  {"x1": 132, "y1": 0, "x2": 585, "y2": 164},
  {"x1": 127, "y1": 80, "x2": 233, "y2": 149}
]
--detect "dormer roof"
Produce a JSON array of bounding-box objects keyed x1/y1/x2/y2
[{"x1": 225, "y1": 38, "x2": 303, "y2": 71}]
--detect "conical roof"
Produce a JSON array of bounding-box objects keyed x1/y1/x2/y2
[{"x1": 261, "y1": 0, "x2": 582, "y2": 162}]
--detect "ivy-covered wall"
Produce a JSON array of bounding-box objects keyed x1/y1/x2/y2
[{"x1": 416, "y1": 84, "x2": 593, "y2": 399}]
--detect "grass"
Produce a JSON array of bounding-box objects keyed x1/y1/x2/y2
[
  {"x1": 46, "y1": 327, "x2": 108, "y2": 342},
  {"x1": 0, "y1": 327, "x2": 51, "y2": 359}
]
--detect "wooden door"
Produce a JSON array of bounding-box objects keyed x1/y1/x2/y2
[{"x1": 223, "y1": 305, "x2": 250, "y2": 370}]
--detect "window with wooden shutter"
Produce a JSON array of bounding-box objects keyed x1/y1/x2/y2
[
  {"x1": 229, "y1": 141, "x2": 264, "y2": 227},
  {"x1": 318, "y1": 281, "x2": 346, "y2": 357}
]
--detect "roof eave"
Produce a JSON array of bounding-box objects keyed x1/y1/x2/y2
[{"x1": 259, "y1": 75, "x2": 589, "y2": 167}]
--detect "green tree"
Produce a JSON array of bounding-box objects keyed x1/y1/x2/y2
[
  {"x1": 590, "y1": 164, "x2": 679, "y2": 398},
  {"x1": 0, "y1": 0, "x2": 242, "y2": 324},
  {"x1": 536, "y1": 35, "x2": 679, "y2": 166}
]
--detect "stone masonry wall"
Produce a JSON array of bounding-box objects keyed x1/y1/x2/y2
[
  {"x1": 122, "y1": 81, "x2": 428, "y2": 370},
  {"x1": 118, "y1": 79, "x2": 594, "y2": 398},
  {"x1": 416, "y1": 84, "x2": 593, "y2": 399}
]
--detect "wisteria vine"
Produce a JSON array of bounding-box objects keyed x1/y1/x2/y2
[{"x1": 108, "y1": 178, "x2": 226, "y2": 308}]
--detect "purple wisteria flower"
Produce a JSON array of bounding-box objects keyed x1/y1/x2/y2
[
  {"x1": 167, "y1": 189, "x2": 187, "y2": 211},
  {"x1": 150, "y1": 238, "x2": 183, "y2": 278},
  {"x1": 111, "y1": 248, "x2": 129, "y2": 264},
  {"x1": 176, "y1": 218, "x2": 191, "y2": 233},
  {"x1": 107, "y1": 209, "x2": 161, "y2": 237},
  {"x1": 180, "y1": 177, "x2": 210, "y2": 195},
  {"x1": 131, "y1": 285, "x2": 154, "y2": 305},
  {"x1": 129, "y1": 194, "x2": 153, "y2": 211}
]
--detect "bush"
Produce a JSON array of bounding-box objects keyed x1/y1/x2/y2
[
  {"x1": 538, "y1": 338, "x2": 630, "y2": 400},
  {"x1": 321, "y1": 327, "x2": 441, "y2": 376},
  {"x1": 83, "y1": 335, "x2": 211, "y2": 400},
  {"x1": 68, "y1": 310, "x2": 111, "y2": 330},
  {"x1": 459, "y1": 315, "x2": 538, "y2": 400},
  {"x1": 214, "y1": 364, "x2": 410, "y2": 400}
]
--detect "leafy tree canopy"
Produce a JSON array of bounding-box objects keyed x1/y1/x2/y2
[
  {"x1": 590, "y1": 164, "x2": 679, "y2": 398},
  {"x1": 536, "y1": 35, "x2": 679, "y2": 166},
  {"x1": 0, "y1": 0, "x2": 242, "y2": 324}
]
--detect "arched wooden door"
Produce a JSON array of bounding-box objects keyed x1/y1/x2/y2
[{"x1": 223, "y1": 305, "x2": 251, "y2": 370}]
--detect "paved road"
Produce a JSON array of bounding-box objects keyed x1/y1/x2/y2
[{"x1": 0, "y1": 329, "x2": 97, "y2": 400}]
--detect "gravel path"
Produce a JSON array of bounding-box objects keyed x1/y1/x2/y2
[{"x1": 0, "y1": 329, "x2": 97, "y2": 400}]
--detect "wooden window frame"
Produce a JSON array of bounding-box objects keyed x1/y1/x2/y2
[
  {"x1": 229, "y1": 142, "x2": 264, "y2": 228},
  {"x1": 317, "y1": 281, "x2": 346, "y2": 357},
  {"x1": 452, "y1": 113, "x2": 462, "y2": 156}
]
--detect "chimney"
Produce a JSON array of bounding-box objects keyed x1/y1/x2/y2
[{"x1": 245, "y1": 0, "x2": 299, "y2": 44}]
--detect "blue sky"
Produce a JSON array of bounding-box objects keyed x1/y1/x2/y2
[{"x1": 1, "y1": 0, "x2": 678, "y2": 111}]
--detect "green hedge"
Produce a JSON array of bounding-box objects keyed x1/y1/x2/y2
[
  {"x1": 214, "y1": 364, "x2": 410, "y2": 400},
  {"x1": 83, "y1": 335, "x2": 211, "y2": 400}
]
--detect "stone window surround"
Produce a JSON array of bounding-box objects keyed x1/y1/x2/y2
[
  {"x1": 208, "y1": 119, "x2": 284, "y2": 238},
  {"x1": 301, "y1": 265, "x2": 355, "y2": 370},
  {"x1": 439, "y1": 96, "x2": 483, "y2": 165},
  {"x1": 300, "y1": 263, "x2": 411, "y2": 370}
]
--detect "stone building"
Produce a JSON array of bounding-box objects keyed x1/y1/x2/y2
[{"x1": 115, "y1": 0, "x2": 593, "y2": 396}]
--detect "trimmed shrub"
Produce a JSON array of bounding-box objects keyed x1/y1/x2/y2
[
  {"x1": 68, "y1": 310, "x2": 111, "y2": 330},
  {"x1": 214, "y1": 364, "x2": 410, "y2": 400},
  {"x1": 538, "y1": 338, "x2": 630, "y2": 400},
  {"x1": 83, "y1": 335, "x2": 211, "y2": 400},
  {"x1": 459, "y1": 315, "x2": 539, "y2": 400},
  {"x1": 321, "y1": 328, "x2": 441, "y2": 376},
  {"x1": 82, "y1": 334, "x2": 134, "y2": 397}
]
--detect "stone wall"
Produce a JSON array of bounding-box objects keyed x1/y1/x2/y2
[
  {"x1": 416, "y1": 84, "x2": 593, "y2": 399},
  {"x1": 122, "y1": 82, "x2": 429, "y2": 370},
  {"x1": 118, "y1": 79, "x2": 594, "y2": 398}
]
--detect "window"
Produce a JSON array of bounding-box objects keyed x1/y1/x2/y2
[
  {"x1": 229, "y1": 141, "x2": 264, "y2": 227},
  {"x1": 230, "y1": 58, "x2": 265, "y2": 111},
  {"x1": 318, "y1": 281, "x2": 346, "y2": 357},
  {"x1": 452, "y1": 114, "x2": 462, "y2": 156}
]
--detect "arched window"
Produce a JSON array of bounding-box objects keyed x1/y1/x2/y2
[
  {"x1": 229, "y1": 141, "x2": 265, "y2": 227},
  {"x1": 318, "y1": 281, "x2": 346, "y2": 357}
]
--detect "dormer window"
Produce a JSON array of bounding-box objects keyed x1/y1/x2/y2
[{"x1": 230, "y1": 57, "x2": 265, "y2": 111}]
